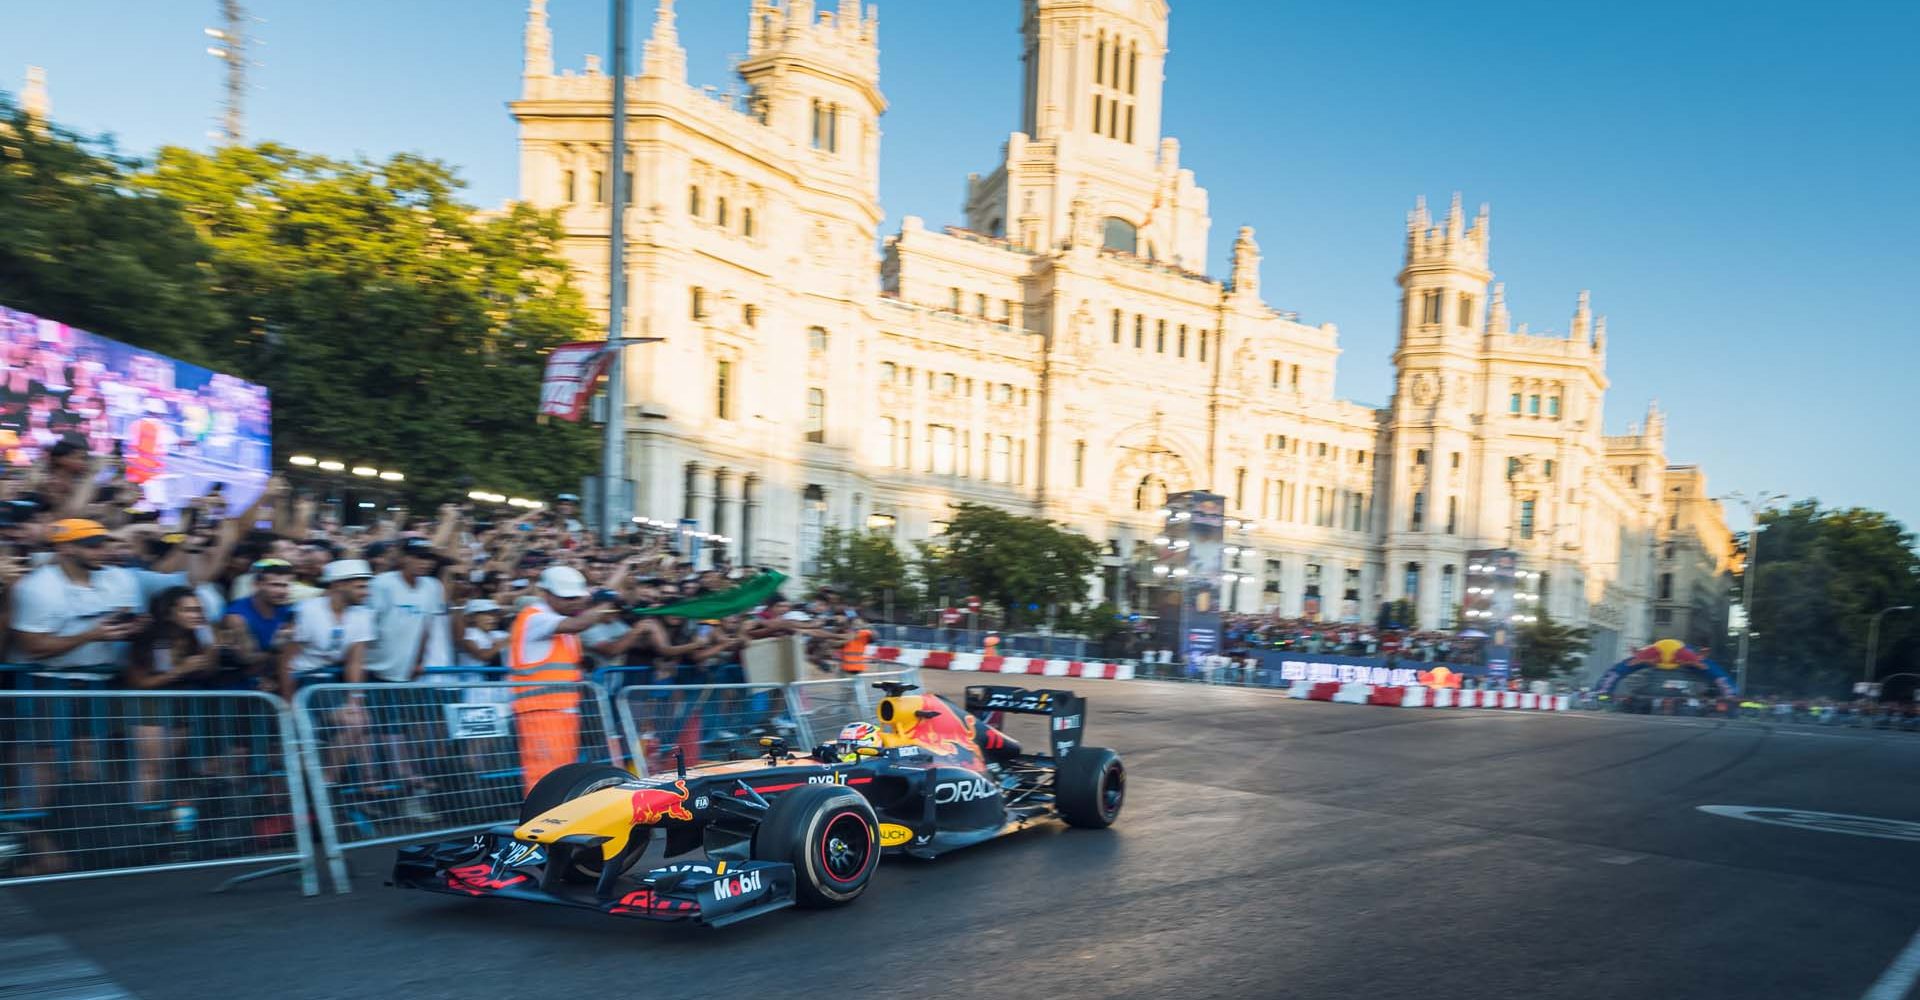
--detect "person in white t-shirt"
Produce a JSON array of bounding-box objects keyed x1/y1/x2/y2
[
  {"x1": 365, "y1": 539, "x2": 449, "y2": 683},
  {"x1": 8, "y1": 519, "x2": 145, "y2": 678},
  {"x1": 280, "y1": 559, "x2": 376, "y2": 698}
]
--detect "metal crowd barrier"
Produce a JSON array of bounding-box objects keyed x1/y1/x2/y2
[
  {"x1": 291, "y1": 679, "x2": 621, "y2": 893},
  {"x1": 0, "y1": 687, "x2": 318, "y2": 895},
  {"x1": 785, "y1": 668, "x2": 920, "y2": 748},
  {"x1": 614, "y1": 682, "x2": 801, "y2": 776}
]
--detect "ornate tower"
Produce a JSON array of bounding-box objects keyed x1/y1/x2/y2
[
  {"x1": 1019, "y1": 0, "x2": 1168, "y2": 148},
  {"x1": 1382, "y1": 194, "x2": 1494, "y2": 627},
  {"x1": 738, "y1": 1, "x2": 885, "y2": 203}
]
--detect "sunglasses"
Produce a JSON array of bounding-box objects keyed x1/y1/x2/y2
[{"x1": 72, "y1": 536, "x2": 109, "y2": 548}]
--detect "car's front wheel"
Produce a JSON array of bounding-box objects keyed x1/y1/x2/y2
[
  {"x1": 520, "y1": 763, "x2": 641, "y2": 884},
  {"x1": 751, "y1": 784, "x2": 879, "y2": 907}
]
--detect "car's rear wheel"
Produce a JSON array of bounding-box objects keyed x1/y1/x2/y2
[
  {"x1": 751, "y1": 784, "x2": 878, "y2": 907},
  {"x1": 519, "y1": 763, "x2": 640, "y2": 884},
  {"x1": 1056, "y1": 747, "x2": 1124, "y2": 829}
]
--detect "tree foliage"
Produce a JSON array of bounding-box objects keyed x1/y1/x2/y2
[
  {"x1": 1515, "y1": 614, "x2": 1595, "y2": 681},
  {"x1": 914, "y1": 503, "x2": 1102, "y2": 629},
  {"x1": 814, "y1": 526, "x2": 914, "y2": 612},
  {"x1": 1744, "y1": 501, "x2": 1920, "y2": 696},
  {"x1": 0, "y1": 101, "x2": 223, "y2": 364},
  {"x1": 0, "y1": 94, "x2": 596, "y2": 504},
  {"x1": 134, "y1": 144, "x2": 596, "y2": 501}
]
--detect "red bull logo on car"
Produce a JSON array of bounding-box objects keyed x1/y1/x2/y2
[{"x1": 631, "y1": 779, "x2": 695, "y2": 825}]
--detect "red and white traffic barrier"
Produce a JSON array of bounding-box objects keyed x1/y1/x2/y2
[
  {"x1": 874, "y1": 646, "x2": 1134, "y2": 681},
  {"x1": 873, "y1": 644, "x2": 1568, "y2": 710}
]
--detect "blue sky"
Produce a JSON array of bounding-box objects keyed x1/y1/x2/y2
[{"x1": 4, "y1": 1, "x2": 1916, "y2": 530}]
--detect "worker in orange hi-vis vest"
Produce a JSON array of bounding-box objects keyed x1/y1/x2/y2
[
  {"x1": 508, "y1": 566, "x2": 620, "y2": 794},
  {"x1": 840, "y1": 627, "x2": 873, "y2": 675},
  {"x1": 983, "y1": 632, "x2": 1001, "y2": 659}
]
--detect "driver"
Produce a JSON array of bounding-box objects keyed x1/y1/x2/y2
[{"x1": 834, "y1": 722, "x2": 882, "y2": 762}]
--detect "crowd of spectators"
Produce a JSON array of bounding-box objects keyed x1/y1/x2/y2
[
  {"x1": 0, "y1": 437, "x2": 869, "y2": 874},
  {"x1": 1217, "y1": 614, "x2": 1487, "y2": 667},
  {"x1": 0, "y1": 442, "x2": 871, "y2": 699}
]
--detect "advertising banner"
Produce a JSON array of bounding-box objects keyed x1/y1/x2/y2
[
  {"x1": 1, "y1": 304, "x2": 272, "y2": 516},
  {"x1": 537, "y1": 341, "x2": 614, "y2": 421}
]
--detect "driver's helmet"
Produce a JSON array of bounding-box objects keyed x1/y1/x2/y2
[{"x1": 838, "y1": 722, "x2": 881, "y2": 751}]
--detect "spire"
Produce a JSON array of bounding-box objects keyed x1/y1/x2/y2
[
  {"x1": 523, "y1": 0, "x2": 552, "y2": 78},
  {"x1": 1231, "y1": 226, "x2": 1262, "y2": 299},
  {"x1": 1646, "y1": 399, "x2": 1665, "y2": 438},
  {"x1": 1593, "y1": 314, "x2": 1607, "y2": 352},
  {"x1": 1445, "y1": 192, "x2": 1464, "y2": 240},
  {"x1": 644, "y1": 0, "x2": 685, "y2": 81},
  {"x1": 22, "y1": 66, "x2": 48, "y2": 131},
  {"x1": 1571, "y1": 290, "x2": 1591, "y2": 341},
  {"x1": 1489, "y1": 282, "x2": 1509, "y2": 334}
]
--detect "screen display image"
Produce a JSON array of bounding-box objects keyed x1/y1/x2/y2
[{"x1": 0, "y1": 304, "x2": 272, "y2": 517}]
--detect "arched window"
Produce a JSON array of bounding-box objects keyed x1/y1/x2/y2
[
  {"x1": 716, "y1": 196, "x2": 729, "y2": 227},
  {"x1": 808, "y1": 326, "x2": 829, "y2": 355},
  {"x1": 1102, "y1": 217, "x2": 1137, "y2": 254},
  {"x1": 742, "y1": 206, "x2": 755, "y2": 238},
  {"x1": 689, "y1": 185, "x2": 702, "y2": 216},
  {"x1": 1134, "y1": 474, "x2": 1167, "y2": 512},
  {"x1": 805, "y1": 388, "x2": 825, "y2": 443}
]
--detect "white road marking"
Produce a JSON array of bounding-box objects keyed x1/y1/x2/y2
[
  {"x1": 0, "y1": 891, "x2": 139, "y2": 998},
  {"x1": 1863, "y1": 924, "x2": 1920, "y2": 1000},
  {"x1": 1697, "y1": 805, "x2": 1920, "y2": 842}
]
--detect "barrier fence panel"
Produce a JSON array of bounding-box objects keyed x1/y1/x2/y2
[
  {"x1": 785, "y1": 668, "x2": 921, "y2": 748},
  {"x1": 292, "y1": 680, "x2": 621, "y2": 893},
  {"x1": 0, "y1": 688, "x2": 318, "y2": 895},
  {"x1": 613, "y1": 682, "x2": 802, "y2": 777}
]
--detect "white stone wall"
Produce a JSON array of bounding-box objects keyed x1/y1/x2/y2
[{"x1": 508, "y1": 0, "x2": 1715, "y2": 639}]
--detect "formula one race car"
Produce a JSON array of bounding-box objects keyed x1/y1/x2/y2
[{"x1": 392, "y1": 682, "x2": 1124, "y2": 928}]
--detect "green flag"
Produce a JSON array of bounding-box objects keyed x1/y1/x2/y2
[{"x1": 633, "y1": 571, "x2": 788, "y2": 619}]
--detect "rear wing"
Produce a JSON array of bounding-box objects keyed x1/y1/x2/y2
[{"x1": 964, "y1": 686, "x2": 1087, "y2": 760}]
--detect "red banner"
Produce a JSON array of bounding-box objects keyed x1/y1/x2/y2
[{"x1": 538, "y1": 341, "x2": 614, "y2": 421}]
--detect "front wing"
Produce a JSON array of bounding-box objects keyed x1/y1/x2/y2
[{"x1": 391, "y1": 827, "x2": 795, "y2": 929}]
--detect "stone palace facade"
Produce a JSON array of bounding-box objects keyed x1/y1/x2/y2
[{"x1": 509, "y1": 0, "x2": 1729, "y2": 666}]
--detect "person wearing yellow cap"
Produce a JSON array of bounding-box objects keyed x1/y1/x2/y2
[{"x1": 8, "y1": 519, "x2": 146, "y2": 677}]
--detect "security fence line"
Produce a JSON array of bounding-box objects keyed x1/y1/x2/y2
[
  {"x1": 0, "y1": 687, "x2": 319, "y2": 896},
  {"x1": 1, "y1": 663, "x2": 917, "y2": 895},
  {"x1": 291, "y1": 680, "x2": 623, "y2": 894}
]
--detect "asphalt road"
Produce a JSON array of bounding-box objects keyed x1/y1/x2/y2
[{"x1": 8, "y1": 675, "x2": 1920, "y2": 1000}]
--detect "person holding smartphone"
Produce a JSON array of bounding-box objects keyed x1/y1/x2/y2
[{"x1": 8, "y1": 519, "x2": 145, "y2": 681}]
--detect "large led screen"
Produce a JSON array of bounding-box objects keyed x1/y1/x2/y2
[{"x1": 1, "y1": 304, "x2": 272, "y2": 517}]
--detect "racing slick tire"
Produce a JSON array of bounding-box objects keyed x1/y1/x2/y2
[
  {"x1": 1056, "y1": 746, "x2": 1125, "y2": 829},
  {"x1": 751, "y1": 784, "x2": 879, "y2": 908},
  {"x1": 520, "y1": 763, "x2": 641, "y2": 885}
]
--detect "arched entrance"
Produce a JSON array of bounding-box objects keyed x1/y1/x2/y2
[{"x1": 1592, "y1": 639, "x2": 1735, "y2": 698}]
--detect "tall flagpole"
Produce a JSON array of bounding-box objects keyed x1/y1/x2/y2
[{"x1": 600, "y1": 0, "x2": 630, "y2": 544}]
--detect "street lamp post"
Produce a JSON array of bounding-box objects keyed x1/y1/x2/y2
[
  {"x1": 1864, "y1": 605, "x2": 1915, "y2": 693},
  {"x1": 1724, "y1": 491, "x2": 1786, "y2": 696}
]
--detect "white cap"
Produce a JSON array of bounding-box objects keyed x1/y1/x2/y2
[
  {"x1": 321, "y1": 559, "x2": 374, "y2": 584},
  {"x1": 463, "y1": 598, "x2": 500, "y2": 614},
  {"x1": 537, "y1": 565, "x2": 590, "y2": 598}
]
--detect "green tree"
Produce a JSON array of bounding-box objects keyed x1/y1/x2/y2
[
  {"x1": 134, "y1": 143, "x2": 596, "y2": 502},
  {"x1": 1743, "y1": 501, "x2": 1920, "y2": 696},
  {"x1": 814, "y1": 526, "x2": 914, "y2": 612},
  {"x1": 0, "y1": 100, "x2": 223, "y2": 364},
  {"x1": 915, "y1": 503, "x2": 1102, "y2": 629},
  {"x1": 1515, "y1": 614, "x2": 1595, "y2": 681}
]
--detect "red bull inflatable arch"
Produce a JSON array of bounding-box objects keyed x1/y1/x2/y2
[{"x1": 1592, "y1": 639, "x2": 1735, "y2": 698}]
